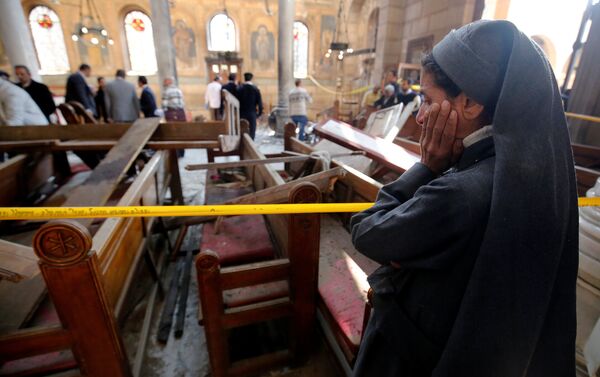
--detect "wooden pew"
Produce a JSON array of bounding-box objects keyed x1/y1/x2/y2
[
  {"x1": 284, "y1": 124, "x2": 381, "y2": 374},
  {"x1": 195, "y1": 134, "x2": 322, "y2": 376},
  {"x1": 0, "y1": 120, "x2": 181, "y2": 376}
]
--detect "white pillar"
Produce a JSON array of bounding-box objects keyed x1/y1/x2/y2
[
  {"x1": 275, "y1": 0, "x2": 295, "y2": 134},
  {"x1": 0, "y1": 0, "x2": 42, "y2": 81},
  {"x1": 149, "y1": 0, "x2": 178, "y2": 90}
]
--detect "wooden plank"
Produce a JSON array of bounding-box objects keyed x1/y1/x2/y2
[
  {"x1": 0, "y1": 122, "x2": 227, "y2": 142},
  {"x1": 222, "y1": 297, "x2": 291, "y2": 329},
  {"x1": 156, "y1": 260, "x2": 183, "y2": 343},
  {"x1": 218, "y1": 134, "x2": 240, "y2": 153},
  {"x1": 225, "y1": 167, "x2": 343, "y2": 205},
  {"x1": 242, "y1": 134, "x2": 285, "y2": 188},
  {"x1": 0, "y1": 325, "x2": 72, "y2": 361},
  {"x1": 0, "y1": 155, "x2": 26, "y2": 207},
  {"x1": 0, "y1": 240, "x2": 38, "y2": 282},
  {"x1": 186, "y1": 155, "x2": 312, "y2": 171},
  {"x1": 63, "y1": 117, "x2": 161, "y2": 229},
  {"x1": 174, "y1": 250, "x2": 193, "y2": 338},
  {"x1": 221, "y1": 259, "x2": 290, "y2": 290}
]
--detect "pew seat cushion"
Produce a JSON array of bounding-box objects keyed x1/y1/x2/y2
[
  {"x1": 318, "y1": 216, "x2": 380, "y2": 355},
  {"x1": 201, "y1": 215, "x2": 275, "y2": 266},
  {"x1": 223, "y1": 281, "x2": 289, "y2": 308}
]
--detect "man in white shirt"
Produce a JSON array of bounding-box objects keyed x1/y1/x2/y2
[
  {"x1": 205, "y1": 75, "x2": 222, "y2": 120},
  {"x1": 0, "y1": 71, "x2": 48, "y2": 126},
  {"x1": 288, "y1": 79, "x2": 312, "y2": 141}
]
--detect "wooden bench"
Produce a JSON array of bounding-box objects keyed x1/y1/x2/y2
[
  {"x1": 0, "y1": 119, "x2": 183, "y2": 376},
  {"x1": 195, "y1": 134, "x2": 322, "y2": 376},
  {"x1": 284, "y1": 124, "x2": 383, "y2": 374}
]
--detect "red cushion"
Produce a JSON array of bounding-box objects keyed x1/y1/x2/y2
[
  {"x1": 223, "y1": 281, "x2": 289, "y2": 308},
  {"x1": 318, "y1": 216, "x2": 380, "y2": 354},
  {"x1": 201, "y1": 215, "x2": 275, "y2": 266}
]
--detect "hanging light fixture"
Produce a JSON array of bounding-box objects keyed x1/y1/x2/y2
[
  {"x1": 71, "y1": 0, "x2": 113, "y2": 48},
  {"x1": 326, "y1": 0, "x2": 352, "y2": 61}
]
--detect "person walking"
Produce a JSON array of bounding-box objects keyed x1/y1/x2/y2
[
  {"x1": 104, "y1": 69, "x2": 140, "y2": 123},
  {"x1": 205, "y1": 75, "x2": 222, "y2": 120},
  {"x1": 237, "y1": 72, "x2": 263, "y2": 139},
  {"x1": 65, "y1": 64, "x2": 96, "y2": 116},
  {"x1": 288, "y1": 79, "x2": 312, "y2": 141},
  {"x1": 138, "y1": 76, "x2": 158, "y2": 118}
]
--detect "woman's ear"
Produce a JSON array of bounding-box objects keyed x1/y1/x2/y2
[{"x1": 463, "y1": 96, "x2": 485, "y2": 121}]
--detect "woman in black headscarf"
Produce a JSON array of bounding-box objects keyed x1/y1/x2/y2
[{"x1": 351, "y1": 20, "x2": 578, "y2": 376}]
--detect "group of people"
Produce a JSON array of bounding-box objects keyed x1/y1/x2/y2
[
  {"x1": 205, "y1": 73, "x2": 312, "y2": 141},
  {"x1": 0, "y1": 62, "x2": 187, "y2": 127},
  {"x1": 68, "y1": 64, "x2": 186, "y2": 124},
  {"x1": 204, "y1": 72, "x2": 264, "y2": 139},
  {"x1": 362, "y1": 70, "x2": 421, "y2": 112}
]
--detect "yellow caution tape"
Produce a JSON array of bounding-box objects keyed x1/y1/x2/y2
[
  {"x1": 307, "y1": 75, "x2": 371, "y2": 96},
  {"x1": 0, "y1": 199, "x2": 598, "y2": 221},
  {"x1": 565, "y1": 112, "x2": 600, "y2": 124}
]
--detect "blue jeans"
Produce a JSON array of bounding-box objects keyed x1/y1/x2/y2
[{"x1": 291, "y1": 115, "x2": 308, "y2": 141}]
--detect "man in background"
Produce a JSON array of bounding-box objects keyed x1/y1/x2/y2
[
  {"x1": 95, "y1": 77, "x2": 108, "y2": 122},
  {"x1": 288, "y1": 79, "x2": 312, "y2": 141},
  {"x1": 65, "y1": 64, "x2": 96, "y2": 116},
  {"x1": 238, "y1": 72, "x2": 263, "y2": 139},
  {"x1": 362, "y1": 86, "x2": 380, "y2": 109},
  {"x1": 384, "y1": 69, "x2": 400, "y2": 95},
  {"x1": 205, "y1": 75, "x2": 222, "y2": 120},
  {"x1": 138, "y1": 76, "x2": 157, "y2": 118},
  {"x1": 14, "y1": 65, "x2": 55, "y2": 122},
  {"x1": 104, "y1": 69, "x2": 140, "y2": 123},
  {"x1": 162, "y1": 77, "x2": 186, "y2": 121},
  {"x1": 396, "y1": 78, "x2": 421, "y2": 111},
  {"x1": 0, "y1": 70, "x2": 48, "y2": 126},
  {"x1": 374, "y1": 84, "x2": 398, "y2": 110},
  {"x1": 222, "y1": 73, "x2": 238, "y2": 98}
]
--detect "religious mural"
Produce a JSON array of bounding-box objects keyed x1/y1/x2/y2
[
  {"x1": 250, "y1": 25, "x2": 274, "y2": 71},
  {"x1": 319, "y1": 15, "x2": 335, "y2": 69},
  {"x1": 173, "y1": 19, "x2": 197, "y2": 68}
]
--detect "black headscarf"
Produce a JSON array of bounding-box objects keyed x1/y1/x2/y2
[{"x1": 431, "y1": 20, "x2": 579, "y2": 375}]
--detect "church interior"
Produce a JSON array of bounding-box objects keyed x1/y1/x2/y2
[{"x1": 0, "y1": 0, "x2": 600, "y2": 376}]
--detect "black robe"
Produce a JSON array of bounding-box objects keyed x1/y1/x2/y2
[
  {"x1": 351, "y1": 20, "x2": 578, "y2": 377},
  {"x1": 352, "y1": 138, "x2": 496, "y2": 376}
]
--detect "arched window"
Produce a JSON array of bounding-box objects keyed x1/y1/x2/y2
[
  {"x1": 208, "y1": 14, "x2": 236, "y2": 51},
  {"x1": 28, "y1": 6, "x2": 70, "y2": 74},
  {"x1": 293, "y1": 22, "x2": 308, "y2": 78},
  {"x1": 123, "y1": 10, "x2": 158, "y2": 74}
]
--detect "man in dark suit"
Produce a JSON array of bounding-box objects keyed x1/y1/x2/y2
[
  {"x1": 222, "y1": 73, "x2": 238, "y2": 98},
  {"x1": 65, "y1": 63, "x2": 96, "y2": 116},
  {"x1": 138, "y1": 76, "x2": 157, "y2": 118},
  {"x1": 237, "y1": 72, "x2": 263, "y2": 139},
  {"x1": 14, "y1": 65, "x2": 56, "y2": 122}
]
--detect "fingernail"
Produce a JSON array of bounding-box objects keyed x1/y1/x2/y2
[{"x1": 442, "y1": 100, "x2": 450, "y2": 110}]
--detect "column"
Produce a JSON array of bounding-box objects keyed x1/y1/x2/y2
[
  {"x1": 371, "y1": 0, "x2": 404, "y2": 86},
  {"x1": 568, "y1": 3, "x2": 600, "y2": 145},
  {"x1": 275, "y1": 0, "x2": 295, "y2": 135},
  {"x1": 149, "y1": 0, "x2": 178, "y2": 89},
  {"x1": 0, "y1": 0, "x2": 42, "y2": 81}
]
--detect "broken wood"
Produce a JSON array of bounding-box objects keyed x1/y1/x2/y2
[
  {"x1": 157, "y1": 260, "x2": 183, "y2": 343},
  {"x1": 186, "y1": 155, "x2": 314, "y2": 171},
  {"x1": 64, "y1": 118, "x2": 161, "y2": 229},
  {"x1": 174, "y1": 249, "x2": 194, "y2": 338},
  {"x1": 225, "y1": 167, "x2": 344, "y2": 205},
  {"x1": 0, "y1": 240, "x2": 38, "y2": 282}
]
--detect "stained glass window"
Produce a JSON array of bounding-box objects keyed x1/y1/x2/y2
[
  {"x1": 28, "y1": 6, "x2": 70, "y2": 74},
  {"x1": 124, "y1": 11, "x2": 158, "y2": 74},
  {"x1": 208, "y1": 14, "x2": 236, "y2": 52},
  {"x1": 293, "y1": 22, "x2": 308, "y2": 78}
]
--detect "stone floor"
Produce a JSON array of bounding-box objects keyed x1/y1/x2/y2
[{"x1": 120, "y1": 124, "x2": 341, "y2": 377}]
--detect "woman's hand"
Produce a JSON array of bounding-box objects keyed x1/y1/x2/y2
[{"x1": 420, "y1": 100, "x2": 463, "y2": 175}]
